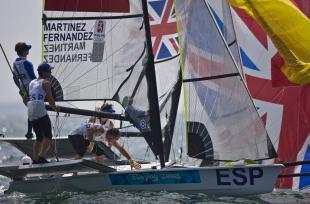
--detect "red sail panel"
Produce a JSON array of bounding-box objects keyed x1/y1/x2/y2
[
  {"x1": 293, "y1": 0, "x2": 310, "y2": 18},
  {"x1": 44, "y1": 0, "x2": 130, "y2": 13}
]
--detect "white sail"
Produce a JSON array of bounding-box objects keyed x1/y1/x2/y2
[
  {"x1": 175, "y1": 0, "x2": 275, "y2": 161},
  {"x1": 43, "y1": 1, "x2": 146, "y2": 102}
]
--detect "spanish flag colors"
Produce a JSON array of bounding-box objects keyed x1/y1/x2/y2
[{"x1": 228, "y1": 0, "x2": 310, "y2": 84}]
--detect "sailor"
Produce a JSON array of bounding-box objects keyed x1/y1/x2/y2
[
  {"x1": 104, "y1": 128, "x2": 141, "y2": 170},
  {"x1": 13, "y1": 42, "x2": 36, "y2": 139},
  {"x1": 27, "y1": 63, "x2": 59, "y2": 163},
  {"x1": 68, "y1": 117, "x2": 107, "y2": 164},
  {"x1": 99, "y1": 102, "x2": 115, "y2": 129},
  {"x1": 125, "y1": 96, "x2": 150, "y2": 131},
  {"x1": 125, "y1": 96, "x2": 148, "y2": 117},
  {"x1": 69, "y1": 119, "x2": 141, "y2": 169}
]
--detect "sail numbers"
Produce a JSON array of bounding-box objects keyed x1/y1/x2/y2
[{"x1": 216, "y1": 167, "x2": 263, "y2": 186}]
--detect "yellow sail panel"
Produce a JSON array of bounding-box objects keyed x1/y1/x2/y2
[{"x1": 228, "y1": 0, "x2": 310, "y2": 84}]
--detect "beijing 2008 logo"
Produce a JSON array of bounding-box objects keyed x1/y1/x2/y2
[{"x1": 97, "y1": 20, "x2": 104, "y2": 33}]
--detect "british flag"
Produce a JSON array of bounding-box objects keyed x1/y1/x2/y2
[
  {"x1": 148, "y1": 0, "x2": 179, "y2": 62},
  {"x1": 208, "y1": 1, "x2": 310, "y2": 190}
]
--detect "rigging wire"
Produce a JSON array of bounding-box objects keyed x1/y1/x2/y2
[
  {"x1": 57, "y1": 19, "x2": 137, "y2": 85},
  {"x1": 143, "y1": 145, "x2": 150, "y2": 162},
  {"x1": 52, "y1": 112, "x2": 60, "y2": 162},
  {"x1": 45, "y1": 10, "x2": 140, "y2": 101},
  {"x1": 43, "y1": 4, "x2": 182, "y2": 166}
]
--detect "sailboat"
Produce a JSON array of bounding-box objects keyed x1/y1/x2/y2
[{"x1": 0, "y1": 0, "x2": 283, "y2": 195}]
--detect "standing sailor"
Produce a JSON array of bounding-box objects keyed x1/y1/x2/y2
[
  {"x1": 27, "y1": 63, "x2": 59, "y2": 163},
  {"x1": 13, "y1": 42, "x2": 36, "y2": 139}
]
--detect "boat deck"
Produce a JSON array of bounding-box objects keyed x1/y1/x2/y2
[{"x1": 0, "y1": 159, "x2": 116, "y2": 180}]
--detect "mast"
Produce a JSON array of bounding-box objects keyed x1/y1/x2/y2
[{"x1": 141, "y1": 0, "x2": 165, "y2": 168}]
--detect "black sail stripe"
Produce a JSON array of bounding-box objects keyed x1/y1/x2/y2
[
  {"x1": 43, "y1": 14, "x2": 144, "y2": 21},
  {"x1": 183, "y1": 72, "x2": 240, "y2": 83}
]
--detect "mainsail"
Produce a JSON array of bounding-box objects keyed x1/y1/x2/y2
[
  {"x1": 43, "y1": 0, "x2": 182, "y2": 167},
  {"x1": 43, "y1": 0, "x2": 164, "y2": 164},
  {"x1": 43, "y1": 0, "x2": 146, "y2": 101},
  {"x1": 175, "y1": 0, "x2": 276, "y2": 161}
]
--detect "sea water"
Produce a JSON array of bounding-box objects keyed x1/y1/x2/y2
[{"x1": 0, "y1": 184, "x2": 309, "y2": 203}]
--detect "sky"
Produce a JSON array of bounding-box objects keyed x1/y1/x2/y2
[{"x1": 0, "y1": 0, "x2": 42, "y2": 105}]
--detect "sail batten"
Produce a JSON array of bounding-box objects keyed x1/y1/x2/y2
[
  {"x1": 183, "y1": 72, "x2": 239, "y2": 82},
  {"x1": 43, "y1": 14, "x2": 143, "y2": 21}
]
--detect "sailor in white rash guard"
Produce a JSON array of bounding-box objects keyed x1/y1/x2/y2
[{"x1": 27, "y1": 63, "x2": 59, "y2": 164}]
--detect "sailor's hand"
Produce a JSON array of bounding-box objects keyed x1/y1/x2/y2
[
  {"x1": 54, "y1": 105, "x2": 60, "y2": 112},
  {"x1": 129, "y1": 159, "x2": 141, "y2": 170},
  {"x1": 86, "y1": 142, "x2": 95, "y2": 153},
  {"x1": 22, "y1": 95, "x2": 28, "y2": 106}
]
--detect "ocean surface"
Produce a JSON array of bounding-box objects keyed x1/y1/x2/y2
[{"x1": 0, "y1": 104, "x2": 310, "y2": 203}]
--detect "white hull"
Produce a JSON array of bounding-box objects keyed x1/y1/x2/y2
[{"x1": 6, "y1": 164, "x2": 283, "y2": 195}]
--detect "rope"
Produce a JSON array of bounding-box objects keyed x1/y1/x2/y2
[{"x1": 52, "y1": 112, "x2": 60, "y2": 162}]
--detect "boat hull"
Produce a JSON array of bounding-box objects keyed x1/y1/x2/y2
[{"x1": 6, "y1": 164, "x2": 283, "y2": 195}]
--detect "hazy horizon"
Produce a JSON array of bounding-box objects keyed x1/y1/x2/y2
[
  {"x1": 0, "y1": 0, "x2": 42, "y2": 106},
  {"x1": 0, "y1": 102, "x2": 27, "y2": 137}
]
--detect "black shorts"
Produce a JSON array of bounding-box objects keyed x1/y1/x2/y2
[
  {"x1": 31, "y1": 115, "x2": 52, "y2": 142},
  {"x1": 68, "y1": 134, "x2": 105, "y2": 157}
]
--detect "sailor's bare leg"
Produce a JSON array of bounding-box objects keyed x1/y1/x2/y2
[
  {"x1": 38, "y1": 138, "x2": 51, "y2": 158},
  {"x1": 33, "y1": 141, "x2": 41, "y2": 161}
]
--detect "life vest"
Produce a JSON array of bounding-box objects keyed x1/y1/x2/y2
[
  {"x1": 13, "y1": 58, "x2": 33, "y2": 89},
  {"x1": 27, "y1": 79, "x2": 47, "y2": 121}
]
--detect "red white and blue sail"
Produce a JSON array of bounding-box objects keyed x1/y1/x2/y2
[
  {"x1": 208, "y1": 0, "x2": 310, "y2": 190},
  {"x1": 175, "y1": 0, "x2": 276, "y2": 162}
]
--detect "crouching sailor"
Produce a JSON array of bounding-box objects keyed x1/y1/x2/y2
[
  {"x1": 69, "y1": 117, "x2": 141, "y2": 169},
  {"x1": 26, "y1": 63, "x2": 59, "y2": 164},
  {"x1": 99, "y1": 128, "x2": 141, "y2": 170},
  {"x1": 68, "y1": 117, "x2": 108, "y2": 164}
]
